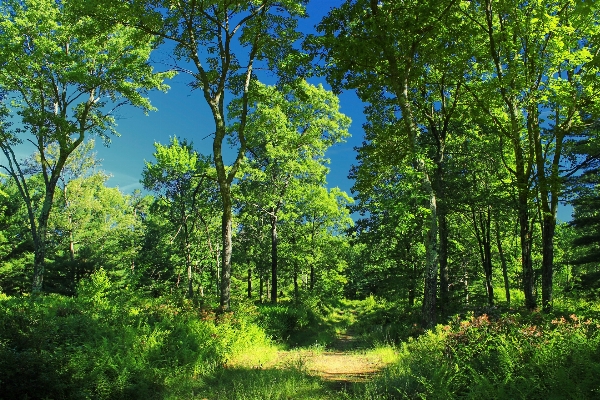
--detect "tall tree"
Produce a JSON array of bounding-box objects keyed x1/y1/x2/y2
[
  {"x1": 313, "y1": 0, "x2": 465, "y2": 327},
  {"x1": 142, "y1": 137, "x2": 218, "y2": 298},
  {"x1": 291, "y1": 186, "x2": 353, "y2": 296},
  {"x1": 236, "y1": 80, "x2": 350, "y2": 303},
  {"x1": 461, "y1": 0, "x2": 600, "y2": 310},
  {"x1": 0, "y1": 0, "x2": 171, "y2": 292},
  {"x1": 87, "y1": 0, "x2": 308, "y2": 309},
  {"x1": 47, "y1": 173, "x2": 146, "y2": 293}
]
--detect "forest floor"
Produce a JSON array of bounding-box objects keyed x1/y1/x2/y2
[
  {"x1": 199, "y1": 300, "x2": 399, "y2": 399},
  {"x1": 283, "y1": 330, "x2": 394, "y2": 390},
  {"x1": 233, "y1": 302, "x2": 398, "y2": 393}
]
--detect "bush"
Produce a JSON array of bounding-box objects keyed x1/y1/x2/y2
[
  {"x1": 257, "y1": 303, "x2": 312, "y2": 342},
  {"x1": 0, "y1": 270, "x2": 274, "y2": 399},
  {"x1": 364, "y1": 311, "x2": 600, "y2": 399}
]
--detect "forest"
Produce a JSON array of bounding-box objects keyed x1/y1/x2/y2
[{"x1": 1, "y1": 0, "x2": 600, "y2": 398}]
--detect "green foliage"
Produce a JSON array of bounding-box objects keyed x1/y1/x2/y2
[
  {"x1": 362, "y1": 311, "x2": 600, "y2": 399},
  {"x1": 0, "y1": 177, "x2": 33, "y2": 294},
  {"x1": 0, "y1": 0, "x2": 173, "y2": 292},
  {"x1": 0, "y1": 270, "x2": 274, "y2": 399},
  {"x1": 346, "y1": 296, "x2": 423, "y2": 346},
  {"x1": 140, "y1": 137, "x2": 220, "y2": 298},
  {"x1": 257, "y1": 303, "x2": 313, "y2": 342}
]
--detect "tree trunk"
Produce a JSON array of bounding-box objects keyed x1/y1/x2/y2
[
  {"x1": 294, "y1": 269, "x2": 299, "y2": 301},
  {"x1": 438, "y1": 210, "x2": 449, "y2": 314},
  {"x1": 408, "y1": 267, "x2": 416, "y2": 306},
  {"x1": 184, "y1": 222, "x2": 193, "y2": 299},
  {"x1": 270, "y1": 214, "x2": 278, "y2": 304},
  {"x1": 32, "y1": 231, "x2": 46, "y2": 293},
  {"x1": 541, "y1": 215, "x2": 555, "y2": 311},
  {"x1": 219, "y1": 192, "x2": 232, "y2": 309},
  {"x1": 495, "y1": 219, "x2": 510, "y2": 305},
  {"x1": 474, "y1": 208, "x2": 495, "y2": 306},
  {"x1": 483, "y1": 241, "x2": 494, "y2": 306},
  {"x1": 187, "y1": 259, "x2": 193, "y2": 298},
  {"x1": 215, "y1": 245, "x2": 220, "y2": 297},
  {"x1": 518, "y1": 189, "x2": 535, "y2": 310},
  {"x1": 247, "y1": 268, "x2": 252, "y2": 299},
  {"x1": 531, "y1": 108, "x2": 563, "y2": 312},
  {"x1": 421, "y1": 174, "x2": 439, "y2": 329},
  {"x1": 464, "y1": 270, "x2": 469, "y2": 305},
  {"x1": 32, "y1": 182, "x2": 59, "y2": 293},
  {"x1": 259, "y1": 275, "x2": 264, "y2": 303},
  {"x1": 266, "y1": 276, "x2": 270, "y2": 301},
  {"x1": 434, "y1": 146, "x2": 449, "y2": 315}
]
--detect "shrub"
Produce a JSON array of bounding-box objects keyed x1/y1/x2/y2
[
  {"x1": 364, "y1": 312, "x2": 600, "y2": 399},
  {"x1": 0, "y1": 270, "x2": 274, "y2": 399},
  {"x1": 257, "y1": 304, "x2": 312, "y2": 341}
]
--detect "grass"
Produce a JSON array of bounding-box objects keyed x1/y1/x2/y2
[
  {"x1": 192, "y1": 365, "x2": 335, "y2": 400},
  {"x1": 2, "y1": 272, "x2": 600, "y2": 400}
]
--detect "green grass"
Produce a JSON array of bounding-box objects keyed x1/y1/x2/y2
[
  {"x1": 359, "y1": 310, "x2": 600, "y2": 399},
  {"x1": 191, "y1": 366, "x2": 336, "y2": 400},
  {"x1": 2, "y1": 273, "x2": 600, "y2": 400}
]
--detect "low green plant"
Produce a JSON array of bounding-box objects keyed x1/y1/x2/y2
[
  {"x1": 362, "y1": 311, "x2": 600, "y2": 399},
  {"x1": 0, "y1": 270, "x2": 276, "y2": 399},
  {"x1": 257, "y1": 304, "x2": 311, "y2": 338}
]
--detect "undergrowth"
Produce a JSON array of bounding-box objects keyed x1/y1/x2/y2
[
  {"x1": 3, "y1": 275, "x2": 600, "y2": 400},
  {"x1": 0, "y1": 270, "x2": 276, "y2": 399},
  {"x1": 360, "y1": 309, "x2": 600, "y2": 399}
]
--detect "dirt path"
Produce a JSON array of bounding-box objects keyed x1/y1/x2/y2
[{"x1": 274, "y1": 327, "x2": 394, "y2": 387}]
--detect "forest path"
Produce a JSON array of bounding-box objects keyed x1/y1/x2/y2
[{"x1": 272, "y1": 304, "x2": 395, "y2": 388}]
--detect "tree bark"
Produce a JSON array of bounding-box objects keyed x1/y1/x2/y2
[
  {"x1": 540, "y1": 216, "x2": 555, "y2": 310},
  {"x1": 495, "y1": 219, "x2": 510, "y2": 305},
  {"x1": 530, "y1": 107, "x2": 564, "y2": 312},
  {"x1": 518, "y1": 185, "x2": 535, "y2": 310},
  {"x1": 32, "y1": 170, "x2": 62, "y2": 292},
  {"x1": 247, "y1": 268, "x2": 252, "y2": 299},
  {"x1": 218, "y1": 183, "x2": 233, "y2": 309},
  {"x1": 438, "y1": 204, "x2": 449, "y2": 314},
  {"x1": 294, "y1": 269, "x2": 299, "y2": 301},
  {"x1": 473, "y1": 207, "x2": 494, "y2": 306},
  {"x1": 270, "y1": 214, "x2": 278, "y2": 304},
  {"x1": 421, "y1": 176, "x2": 439, "y2": 328},
  {"x1": 259, "y1": 275, "x2": 264, "y2": 303}
]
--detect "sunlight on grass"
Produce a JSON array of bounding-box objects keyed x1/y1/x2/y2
[
  {"x1": 228, "y1": 343, "x2": 280, "y2": 369},
  {"x1": 367, "y1": 345, "x2": 400, "y2": 364},
  {"x1": 191, "y1": 367, "x2": 336, "y2": 400}
]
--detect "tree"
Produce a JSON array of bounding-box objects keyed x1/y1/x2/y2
[
  {"x1": 47, "y1": 173, "x2": 146, "y2": 293},
  {"x1": 236, "y1": 80, "x2": 350, "y2": 303},
  {"x1": 87, "y1": 0, "x2": 309, "y2": 309},
  {"x1": 313, "y1": 0, "x2": 467, "y2": 327},
  {"x1": 350, "y1": 156, "x2": 431, "y2": 304},
  {"x1": 0, "y1": 0, "x2": 172, "y2": 292},
  {"x1": 142, "y1": 137, "x2": 218, "y2": 298},
  {"x1": 460, "y1": 0, "x2": 600, "y2": 310},
  {"x1": 0, "y1": 175, "x2": 34, "y2": 294},
  {"x1": 297, "y1": 186, "x2": 353, "y2": 297}
]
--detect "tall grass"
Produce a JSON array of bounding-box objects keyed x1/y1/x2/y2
[
  {"x1": 360, "y1": 310, "x2": 600, "y2": 399},
  {"x1": 0, "y1": 270, "x2": 276, "y2": 399}
]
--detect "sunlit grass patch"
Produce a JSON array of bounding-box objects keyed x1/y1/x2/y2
[
  {"x1": 228, "y1": 343, "x2": 280, "y2": 369},
  {"x1": 192, "y1": 366, "x2": 336, "y2": 400},
  {"x1": 367, "y1": 344, "x2": 400, "y2": 364}
]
